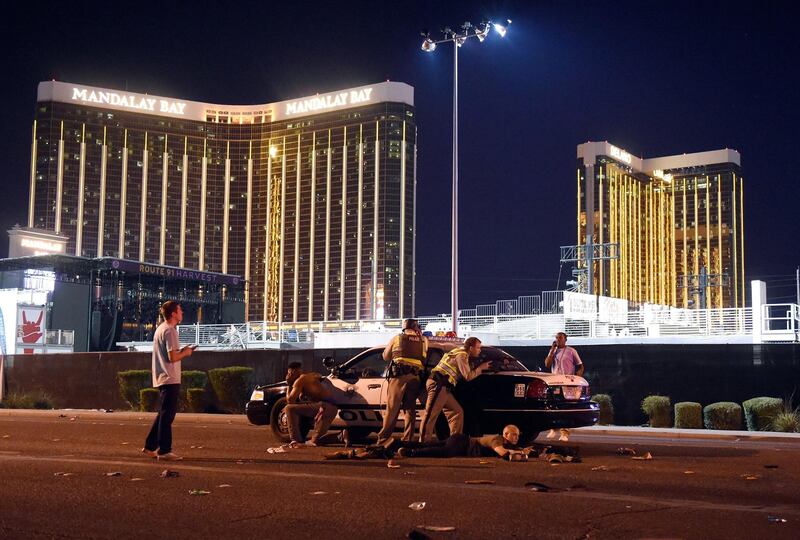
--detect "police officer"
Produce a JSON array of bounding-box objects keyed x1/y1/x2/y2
[
  {"x1": 376, "y1": 319, "x2": 428, "y2": 444},
  {"x1": 418, "y1": 336, "x2": 491, "y2": 442}
]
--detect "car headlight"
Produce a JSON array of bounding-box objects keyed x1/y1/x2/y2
[{"x1": 250, "y1": 390, "x2": 265, "y2": 401}]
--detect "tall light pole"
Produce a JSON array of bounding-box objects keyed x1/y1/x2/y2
[{"x1": 421, "y1": 19, "x2": 511, "y2": 335}]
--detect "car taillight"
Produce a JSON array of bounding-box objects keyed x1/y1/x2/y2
[{"x1": 526, "y1": 379, "x2": 548, "y2": 399}]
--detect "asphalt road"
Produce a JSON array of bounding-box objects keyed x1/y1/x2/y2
[{"x1": 1, "y1": 410, "x2": 798, "y2": 540}]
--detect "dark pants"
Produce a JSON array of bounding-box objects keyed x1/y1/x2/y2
[
  {"x1": 399, "y1": 433, "x2": 470, "y2": 458},
  {"x1": 144, "y1": 384, "x2": 180, "y2": 454}
]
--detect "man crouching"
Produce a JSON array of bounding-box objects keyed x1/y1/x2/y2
[{"x1": 284, "y1": 362, "x2": 339, "y2": 447}]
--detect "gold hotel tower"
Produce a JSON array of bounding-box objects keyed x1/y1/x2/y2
[{"x1": 577, "y1": 142, "x2": 744, "y2": 309}]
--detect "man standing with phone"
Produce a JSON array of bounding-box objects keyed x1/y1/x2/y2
[
  {"x1": 544, "y1": 331, "x2": 583, "y2": 442},
  {"x1": 142, "y1": 301, "x2": 194, "y2": 460}
]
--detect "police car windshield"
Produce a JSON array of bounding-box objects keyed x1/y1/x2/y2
[{"x1": 475, "y1": 348, "x2": 527, "y2": 372}]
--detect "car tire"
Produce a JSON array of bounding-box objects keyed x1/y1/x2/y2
[{"x1": 269, "y1": 397, "x2": 311, "y2": 443}]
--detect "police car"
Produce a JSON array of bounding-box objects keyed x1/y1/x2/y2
[{"x1": 245, "y1": 339, "x2": 599, "y2": 444}]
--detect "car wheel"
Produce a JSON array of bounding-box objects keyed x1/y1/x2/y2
[{"x1": 269, "y1": 397, "x2": 311, "y2": 443}]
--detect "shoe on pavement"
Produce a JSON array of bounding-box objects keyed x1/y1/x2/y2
[
  {"x1": 157, "y1": 452, "x2": 183, "y2": 461},
  {"x1": 141, "y1": 447, "x2": 158, "y2": 458},
  {"x1": 546, "y1": 429, "x2": 557, "y2": 439}
]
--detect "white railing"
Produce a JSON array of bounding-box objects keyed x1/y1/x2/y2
[{"x1": 172, "y1": 304, "x2": 799, "y2": 348}]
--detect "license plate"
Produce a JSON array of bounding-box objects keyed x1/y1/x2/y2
[
  {"x1": 514, "y1": 384, "x2": 525, "y2": 398},
  {"x1": 251, "y1": 390, "x2": 264, "y2": 401},
  {"x1": 562, "y1": 386, "x2": 581, "y2": 400}
]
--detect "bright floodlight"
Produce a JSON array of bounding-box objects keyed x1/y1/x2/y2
[
  {"x1": 493, "y1": 19, "x2": 511, "y2": 37},
  {"x1": 421, "y1": 38, "x2": 437, "y2": 52},
  {"x1": 475, "y1": 22, "x2": 491, "y2": 42}
]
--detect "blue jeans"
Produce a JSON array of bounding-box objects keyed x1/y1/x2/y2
[{"x1": 144, "y1": 384, "x2": 180, "y2": 454}]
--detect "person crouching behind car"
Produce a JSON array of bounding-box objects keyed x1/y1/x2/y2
[
  {"x1": 284, "y1": 362, "x2": 340, "y2": 447},
  {"x1": 544, "y1": 331, "x2": 584, "y2": 442},
  {"x1": 395, "y1": 424, "x2": 532, "y2": 460},
  {"x1": 418, "y1": 337, "x2": 492, "y2": 442},
  {"x1": 376, "y1": 318, "x2": 428, "y2": 445}
]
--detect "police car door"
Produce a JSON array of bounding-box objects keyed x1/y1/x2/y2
[{"x1": 328, "y1": 349, "x2": 387, "y2": 429}]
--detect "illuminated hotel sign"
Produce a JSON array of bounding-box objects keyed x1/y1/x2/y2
[
  {"x1": 71, "y1": 88, "x2": 187, "y2": 115},
  {"x1": 8, "y1": 228, "x2": 69, "y2": 258},
  {"x1": 285, "y1": 88, "x2": 373, "y2": 116},
  {"x1": 20, "y1": 238, "x2": 64, "y2": 254},
  {"x1": 609, "y1": 145, "x2": 632, "y2": 165}
]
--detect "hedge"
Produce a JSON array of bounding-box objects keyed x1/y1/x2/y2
[
  {"x1": 742, "y1": 397, "x2": 783, "y2": 431},
  {"x1": 117, "y1": 370, "x2": 152, "y2": 409},
  {"x1": 674, "y1": 402, "x2": 703, "y2": 429},
  {"x1": 208, "y1": 367, "x2": 254, "y2": 413},
  {"x1": 181, "y1": 370, "x2": 208, "y2": 391},
  {"x1": 139, "y1": 388, "x2": 160, "y2": 412},
  {"x1": 593, "y1": 394, "x2": 614, "y2": 425},
  {"x1": 641, "y1": 395, "x2": 671, "y2": 427},
  {"x1": 186, "y1": 388, "x2": 208, "y2": 413},
  {"x1": 703, "y1": 402, "x2": 743, "y2": 430}
]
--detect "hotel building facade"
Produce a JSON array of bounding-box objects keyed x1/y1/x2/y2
[
  {"x1": 27, "y1": 80, "x2": 417, "y2": 322},
  {"x1": 577, "y1": 141, "x2": 744, "y2": 309}
]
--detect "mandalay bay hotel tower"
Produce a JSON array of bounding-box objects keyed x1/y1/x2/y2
[{"x1": 27, "y1": 81, "x2": 417, "y2": 322}]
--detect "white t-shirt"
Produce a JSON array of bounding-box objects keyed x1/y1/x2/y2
[
  {"x1": 551, "y1": 346, "x2": 582, "y2": 375},
  {"x1": 152, "y1": 322, "x2": 181, "y2": 386}
]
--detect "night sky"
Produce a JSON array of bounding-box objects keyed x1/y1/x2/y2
[{"x1": 2, "y1": 0, "x2": 798, "y2": 315}]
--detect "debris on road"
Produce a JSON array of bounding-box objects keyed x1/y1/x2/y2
[
  {"x1": 266, "y1": 445, "x2": 288, "y2": 454},
  {"x1": 218, "y1": 484, "x2": 232, "y2": 488},
  {"x1": 591, "y1": 465, "x2": 610, "y2": 471},
  {"x1": 464, "y1": 480, "x2": 494, "y2": 485},
  {"x1": 525, "y1": 482, "x2": 552, "y2": 492},
  {"x1": 764, "y1": 464, "x2": 779, "y2": 469},
  {"x1": 190, "y1": 445, "x2": 205, "y2": 449},
  {"x1": 632, "y1": 452, "x2": 653, "y2": 460},
  {"x1": 479, "y1": 460, "x2": 490, "y2": 465},
  {"x1": 188, "y1": 489, "x2": 211, "y2": 496},
  {"x1": 53, "y1": 472, "x2": 75, "y2": 477},
  {"x1": 104, "y1": 472, "x2": 123, "y2": 477},
  {"x1": 617, "y1": 447, "x2": 636, "y2": 455},
  {"x1": 684, "y1": 470, "x2": 696, "y2": 475},
  {"x1": 310, "y1": 491, "x2": 327, "y2": 495},
  {"x1": 387, "y1": 460, "x2": 401, "y2": 468},
  {"x1": 767, "y1": 516, "x2": 787, "y2": 523},
  {"x1": 130, "y1": 478, "x2": 145, "y2": 482},
  {"x1": 741, "y1": 474, "x2": 759, "y2": 481},
  {"x1": 160, "y1": 470, "x2": 180, "y2": 478},
  {"x1": 417, "y1": 525, "x2": 456, "y2": 532},
  {"x1": 1, "y1": 435, "x2": 9, "y2": 438},
  {"x1": 408, "y1": 501, "x2": 426, "y2": 510},
  {"x1": 121, "y1": 442, "x2": 129, "y2": 445}
]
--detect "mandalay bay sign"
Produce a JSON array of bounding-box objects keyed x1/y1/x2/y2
[
  {"x1": 284, "y1": 87, "x2": 373, "y2": 116},
  {"x1": 70, "y1": 87, "x2": 187, "y2": 115}
]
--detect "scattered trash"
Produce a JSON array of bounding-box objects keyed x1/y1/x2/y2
[
  {"x1": 617, "y1": 447, "x2": 636, "y2": 456},
  {"x1": 189, "y1": 489, "x2": 211, "y2": 496},
  {"x1": 387, "y1": 460, "x2": 401, "y2": 469},
  {"x1": 160, "y1": 470, "x2": 180, "y2": 478},
  {"x1": 478, "y1": 460, "x2": 490, "y2": 465},
  {"x1": 130, "y1": 478, "x2": 145, "y2": 482},
  {"x1": 235, "y1": 461, "x2": 245, "y2": 465},
  {"x1": 121, "y1": 442, "x2": 129, "y2": 445},
  {"x1": 524, "y1": 482, "x2": 551, "y2": 492},
  {"x1": 104, "y1": 472, "x2": 123, "y2": 477},
  {"x1": 409, "y1": 501, "x2": 427, "y2": 511},
  {"x1": 632, "y1": 452, "x2": 653, "y2": 461},
  {"x1": 625, "y1": 505, "x2": 632, "y2": 509},
  {"x1": 218, "y1": 484, "x2": 232, "y2": 488},
  {"x1": 266, "y1": 446, "x2": 287, "y2": 454},
  {"x1": 51, "y1": 439, "x2": 61, "y2": 442},
  {"x1": 741, "y1": 474, "x2": 759, "y2": 481},
  {"x1": 2, "y1": 435, "x2": 9, "y2": 438},
  {"x1": 591, "y1": 465, "x2": 610, "y2": 471},
  {"x1": 310, "y1": 491, "x2": 327, "y2": 495},
  {"x1": 417, "y1": 526, "x2": 456, "y2": 532},
  {"x1": 764, "y1": 464, "x2": 779, "y2": 469},
  {"x1": 464, "y1": 480, "x2": 494, "y2": 485},
  {"x1": 403, "y1": 471, "x2": 417, "y2": 476},
  {"x1": 54, "y1": 472, "x2": 74, "y2": 477},
  {"x1": 684, "y1": 470, "x2": 696, "y2": 475},
  {"x1": 190, "y1": 445, "x2": 205, "y2": 449},
  {"x1": 58, "y1": 414, "x2": 67, "y2": 418},
  {"x1": 69, "y1": 417, "x2": 77, "y2": 421},
  {"x1": 767, "y1": 516, "x2": 787, "y2": 523}
]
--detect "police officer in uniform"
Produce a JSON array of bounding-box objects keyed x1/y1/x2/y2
[
  {"x1": 376, "y1": 319, "x2": 428, "y2": 444},
  {"x1": 418, "y1": 336, "x2": 491, "y2": 442}
]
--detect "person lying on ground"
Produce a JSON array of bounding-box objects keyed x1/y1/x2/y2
[
  {"x1": 393, "y1": 424, "x2": 533, "y2": 460},
  {"x1": 283, "y1": 362, "x2": 341, "y2": 447}
]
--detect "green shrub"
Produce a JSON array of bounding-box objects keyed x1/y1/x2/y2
[
  {"x1": 182, "y1": 370, "x2": 208, "y2": 390},
  {"x1": 117, "y1": 370, "x2": 152, "y2": 409},
  {"x1": 742, "y1": 397, "x2": 783, "y2": 431},
  {"x1": 208, "y1": 367, "x2": 254, "y2": 413},
  {"x1": 0, "y1": 391, "x2": 54, "y2": 409},
  {"x1": 674, "y1": 402, "x2": 703, "y2": 429},
  {"x1": 139, "y1": 388, "x2": 160, "y2": 412},
  {"x1": 593, "y1": 394, "x2": 614, "y2": 425},
  {"x1": 641, "y1": 395, "x2": 671, "y2": 428},
  {"x1": 703, "y1": 402, "x2": 743, "y2": 430},
  {"x1": 771, "y1": 410, "x2": 800, "y2": 432},
  {"x1": 186, "y1": 388, "x2": 208, "y2": 413}
]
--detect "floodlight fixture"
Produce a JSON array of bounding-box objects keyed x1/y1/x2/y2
[
  {"x1": 493, "y1": 19, "x2": 512, "y2": 37},
  {"x1": 421, "y1": 38, "x2": 437, "y2": 52},
  {"x1": 475, "y1": 21, "x2": 491, "y2": 42}
]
